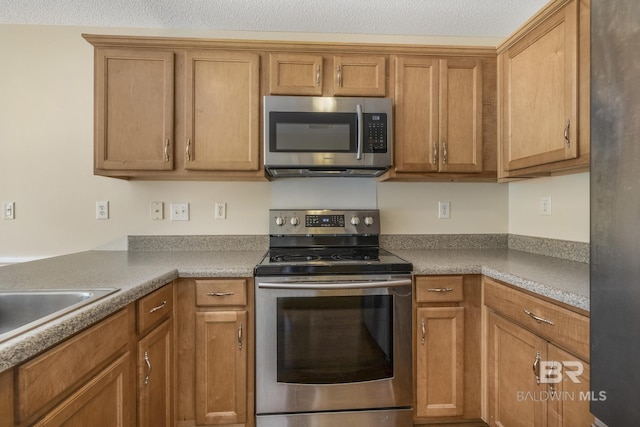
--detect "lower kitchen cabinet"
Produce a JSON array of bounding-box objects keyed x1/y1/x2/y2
[
  {"x1": 416, "y1": 306, "x2": 464, "y2": 418},
  {"x1": 31, "y1": 353, "x2": 132, "y2": 427},
  {"x1": 175, "y1": 278, "x2": 254, "y2": 427},
  {"x1": 195, "y1": 310, "x2": 247, "y2": 425},
  {"x1": 484, "y1": 277, "x2": 593, "y2": 427},
  {"x1": 414, "y1": 275, "x2": 482, "y2": 424},
  {"x1": 14, "y1": 306, "x2": 136, "y2": 426},
  {"x1": 136, "y1": 283, "x2": 174, "y2": 427}
]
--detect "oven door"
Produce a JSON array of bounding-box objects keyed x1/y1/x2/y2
[{"x1": 255, "y1": 275, "x2": 412, "y2": 415}]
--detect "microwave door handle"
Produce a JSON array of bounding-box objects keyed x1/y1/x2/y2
[{"x1": 356, "y1": 104, "x2": 363, "y2": 160}]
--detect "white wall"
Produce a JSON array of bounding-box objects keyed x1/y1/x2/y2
[
  {"x1": 0, "y1": 24, "x2": 589, "y2": 261},
  {"x1": 508, "y1": 172, "x2": 590, "y2": 242}
]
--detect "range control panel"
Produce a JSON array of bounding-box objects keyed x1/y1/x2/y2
[{"x1": 270, "y1": 209, "x2": 380, "y2": 236}]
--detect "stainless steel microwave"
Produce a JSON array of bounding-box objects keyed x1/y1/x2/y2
[{"x1": 263, "y1": 96, "x2": 393, "y2": 178}]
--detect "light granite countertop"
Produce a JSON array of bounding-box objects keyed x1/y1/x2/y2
[{"x1": 0, "y1": 247, "x2": 589, "y2": 373}]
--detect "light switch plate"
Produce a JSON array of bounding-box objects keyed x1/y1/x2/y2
[{"x1": 215, "y1": 202, "x2": 227, "y2": 220}]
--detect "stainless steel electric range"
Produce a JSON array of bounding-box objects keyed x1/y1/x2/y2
[{"x1": 254, "y1": 209, "x2": 413, "y2": 427}]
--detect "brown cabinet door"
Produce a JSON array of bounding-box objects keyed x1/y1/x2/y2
[
  {"x1": 546, "y1": 345, "x2": 594, "y2": 427},
  {"x1": 31, "y1": 353, "x2": 133, "y2": 427},
  {"x1": 487, "y1": 311, "x2": 547, "y2": 427},
  {"x1": 195, "y1": 310, "x2": 247, "y2": 425},
  {"x1": 415, "y1": 306, "x2": 465, "y2": 418},
  {"x1": 269, "y1": 53, "x2": 323, "y2": 95},
  {"x1": 138, "y1": 319, "x2": 173, "y2": 427},
  {"x1": 95, "y1": 48, "x2": 174, "y2": 171},
  {"x1": 393, "y1": 56, "x2": 439, "y2": 172},
  {"x1": 333, "y1": 55, "x2": 386, "y2": 96},
  {"x1": 439, "y1": 58, "x2": 483, "y2": 173},
  {"x1": 184, "y1": 50, "x2": 260, "y2": 171},
  {"x1": 500, "y1": 0, "x2": 578, "y2": 171}
]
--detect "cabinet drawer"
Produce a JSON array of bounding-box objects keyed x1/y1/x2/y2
[
  {"x1": 137, "y1": 283, "x2": 174, "y2": 335},
  {"x1": 416, "y1": 276, "x2": 464, "y2": 303},
  {"x1": 17, "y1": 308, "x2": 130, "y2": 423},
  {"x1": 484, "y1": 277, "x2": 589, "y2": 361},
  {"x1": 195, "y1": 279, "x2": 247, "y2": 307}
]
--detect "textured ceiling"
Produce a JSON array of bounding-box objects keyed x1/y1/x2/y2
[{"x1": 0, "y1": 0, "x2": 549, "y2": 38}]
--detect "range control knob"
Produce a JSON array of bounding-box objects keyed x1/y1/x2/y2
[
  {"x1": 290, "y1": 216, "x2": 300, "y2": 226},
  {"x1": 275, "y1": 216, "x2": 285, "y2": 226},
  {"x1": 364, "y1": 216, "x2": 375, "y2": 226},
  {"x1": 350, "y1": 216, "x2": 361, "y2": 226}
]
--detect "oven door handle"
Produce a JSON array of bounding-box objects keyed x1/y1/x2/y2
[{"x1": 257, "y1": 278, "x2": 412, "y2": 290}]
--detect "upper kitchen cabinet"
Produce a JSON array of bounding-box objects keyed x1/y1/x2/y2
[
  {"x1": 84, "y1": 35, "x2": 265, "y2": 180},
  {"x1": 184, "y1": 50, "x2": 260, "y2": 172},
  {"x1": 386, "y1": 53, "x2": 497, "y2": 181},
  {"x1": 268, "y1": 52, "x2": 387, "y2": 97},
  {"x1": 94, "y1": 48, "x2": 175, "y2": 172},
  {"x1": 497, "y1": 0, "x2": 590, "y2": 179}
]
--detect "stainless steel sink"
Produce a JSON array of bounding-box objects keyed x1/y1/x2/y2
[{"x1": 0, "y1": 288, "x2": 119, "y2": 342}]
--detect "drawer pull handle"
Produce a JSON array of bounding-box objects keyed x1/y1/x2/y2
[
  {"x1": 533, "y1": 351, "x2": 541, "y2": 385},
  {"x1": 238, "y1": 322, "x2": 243, "y2": 350},
  {"x1": 149, "y1": 300, "x2": 167, "y2": 314},
  {"x1": 207, "y1": 291, "x2": 235, "y2": 297},
  {"x1": 427, "y1": 287, "x2": 454, "y2": 293},
  {"x1": 420, "y1": 318, "x2": 426, "y2": 345},
  {"x1": 524, "y1": 309, "x2": 554, "y2": 325},
  {"x1": 144, "y1": 351, "x2": 152, "y2": 386}
]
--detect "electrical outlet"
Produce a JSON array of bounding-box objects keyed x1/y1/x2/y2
[
  {"x1": 150, "y1": 202, "x2": 164, "y2": 220},
  {"x1": 540, "y1": 196, "x2": 552, "y2": 216},
  {"x1": 3, "y1": 202, "x2": 15, "y2": 220},
  {"x1": 215, "y1": 202, "x2": 227, "y2": 220},
  {"x1": 96, "y1": 201, "x2": 109, "y2": 220},
  {"x1": 438, "y1": 201, "x2": 451, "y2": 219},
  {"x1": 170, "y1": 203, "x2": 189, "y2": 221}
]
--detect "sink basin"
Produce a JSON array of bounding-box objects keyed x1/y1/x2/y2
[{"x1": 0, "y1": 288, "x2": 119, "y2": 342}]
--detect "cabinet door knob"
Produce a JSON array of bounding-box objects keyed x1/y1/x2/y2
[
  {"x1": 564, "y1": 119, "x2": 571, "y2": 147},
  {"x1": 186, "y1": 138, "x2": 191, "y2": 161},
  {"x1": 238, "y1": 322, "x2": 243, "y2": 350},
  {"x1": 420, "y1": 318, "x2": 426, "y2": 345}
]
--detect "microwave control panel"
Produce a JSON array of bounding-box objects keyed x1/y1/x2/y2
[{"x1": 364, "y1": 113, "x2": 388, "y2": 153}]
